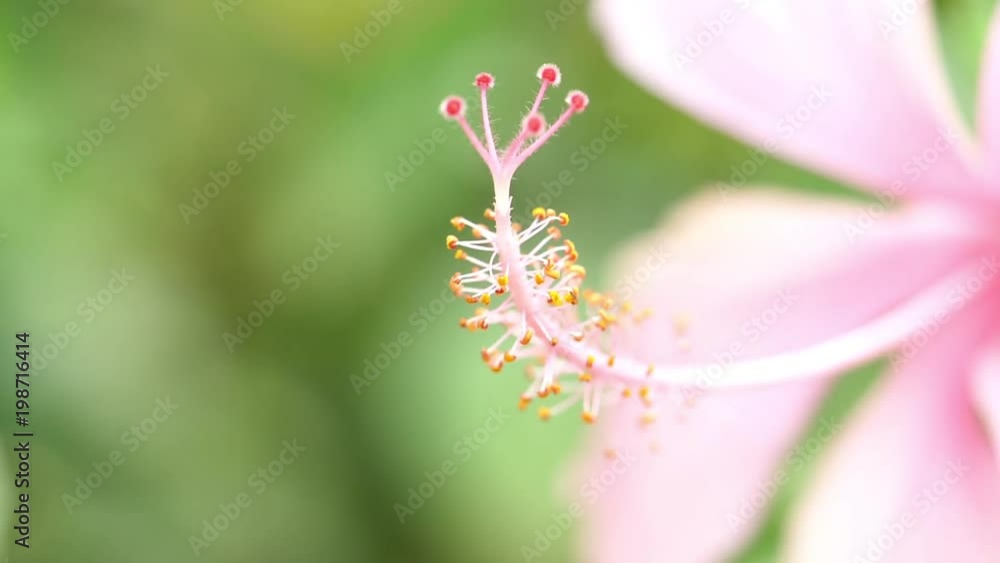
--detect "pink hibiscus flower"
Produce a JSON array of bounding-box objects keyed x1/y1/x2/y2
[{"x1": 577, "y1": 1, "x2": 1000, "y2": 562}]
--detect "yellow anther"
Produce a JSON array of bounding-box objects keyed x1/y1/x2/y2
[
  {"x1": 567, "y1": 288, "x2": 579, "y2": 305},
  {"x1": 480, "y1": 294, "x2": 491, "y2": 306},
  {"x1": 579, "y1": 372, "x2": 592, "y2": 383},
  {"x1": 483, "y1": 208, "x2": 496, "y2": 221},
  {"x1": 550, "y1": 383, "x2": 562, "y2": 395},
  {"x1": 534, "y1": 272, "x2": 545, "y2": 285},
  {"x1": 538, "y1": 408, "x2": 552, "y2": 421},
  {"x1": 640, "y1": 412, "x2": 657, "y2": 426},
  {"x1": 547, "y1": 226, "x2": 562, "y2": 239},
  {"x1": 538, "y1": 387, "x2": 550, "y2": 398},
  {"x1": 497, "y1": 274, "x2": 509, "y2": 288},
  {"x1": 639, "y1": 386, "x2": 650, "y2": 400},
  {"x1": 548, "y1": 290, "x2": 564, "y2": 306},
  {"x1": 545, "y1": 266, "x2": 561, "y2": 280},
  {"x1": 550, "y1": 337, "x2": 559, "y2": 346},
  {"x1": 607, "y1": 355, "x2": 616, "y2": 367},
  {"x1": 599, "y1": 309, "x2": 616, "y2": 325},
  {"x1": 581, "y1": 411, "x2": 597, "y2": 424},
  {"x1": 532, "y1": 207, "x2": 546, "y2": 219},
  {"x1": 518, "y1": 396, "x2": 532, "y2": 411},
  {"x1": 546, "y1": 208, "x2": 556, "y2": 218},
  {"x1": 673, "y1": 313, "x2": 690, "y2": 336},
  {"x1": 465, "y1": 296, "x2": 478, "y2": 304},
  {"x1": 481, "y1": 348, "x2": 494, "y2": 362},
  {"x1": 586, "y1": 355, "x2": 595, "y2": 368},
  {"x1": 520, "y1": 329, "x2": 534, "y2": 345},
  {"x1": 621, "y1": 388, "x2": 632, "y2": 398},
  {"x1": 450, "y1": 217, "x2": 465, "y2": 231},
  {"x1": 446, "y1": 235, "x2": 459, "y2": 250},
  {"x1": 490, "y1": 362, "x2": 504, "y2": 373},
  {"x1": 454, "y1": 249, "x2": 467, "y2": 260},
  {"x1": 569, "y1": 264, "x2": 587, "y2": 278},
  {"x1": 504, "y1": 352, "x2": 517, "y2": 363},
  {"x1": 558, "y1": 212, "x2": 570, "y2": 226},
  {"x1": 564, "y1": 240, "x2": 578, "y2": 262}
]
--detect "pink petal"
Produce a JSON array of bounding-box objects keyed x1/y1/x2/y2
[
  {"x1": 972, "y1": 335, "x2": 1000, "y2": 464},
  {"x1": 592, "y1": 0, "x2": 991, "y2": 203},
  {"x1": 577, "y1": 380, "x2": 824, "y2": 563},
  {"x1": 979, "y1": 4, "x2": 1000, "y2": 180},
  {"x1": 577, "y1": 188, "x2": 986, "y2": 563},
  {"x1": 783, "y1": 300, "x2": 1000, "y2": 563}
]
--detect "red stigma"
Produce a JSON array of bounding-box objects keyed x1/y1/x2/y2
[
  {"x1": 567, "y1": 90, "x2": 589, "y2": 112},
  {"x1": 475, "y1": 73, "x2": 495, "y2": 89},
  {"x1": 538, "y1": 64, "x2": 561, "y2": 87},
  {"x1": 524, "y1": 113, "x2": 546, "y2": 135},
  {"x1": 440, "y1": 96, "x2": 466, "y2": 119}
]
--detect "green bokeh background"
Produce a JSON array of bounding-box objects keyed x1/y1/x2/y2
[{"x1": 0, "y1": 0, "x2": 994, "y2": 561}]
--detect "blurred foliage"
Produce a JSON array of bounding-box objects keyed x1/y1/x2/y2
[{"x1": 0, "y1": 0, "x2": 994, "y2": 562}]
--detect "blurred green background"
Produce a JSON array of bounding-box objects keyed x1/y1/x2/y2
[{"x1": 0, "y1": 0, "x2": 995, "y2": 561}]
